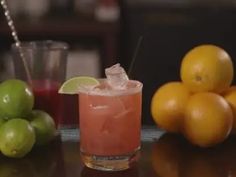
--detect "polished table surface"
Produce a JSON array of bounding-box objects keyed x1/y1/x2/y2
[{"x1": 2, "y1": 126, "x2": 236, "y2": 177}]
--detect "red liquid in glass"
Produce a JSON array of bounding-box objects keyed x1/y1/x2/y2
[
  {"x1": 32, "y1": 80, "x2": 62, "y2": 127},
  {"x1": 32, "y1": 80, "x2": 78, "y2": 128}
]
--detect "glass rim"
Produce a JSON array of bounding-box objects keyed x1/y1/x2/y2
[
  {"x1": 11, "y1": 40, "x2": 69, "y2": 51},
  {"x1": 79, "y1": 79, "x2": 143, "y2": 96}
]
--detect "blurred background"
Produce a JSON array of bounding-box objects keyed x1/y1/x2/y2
[{"x1": 0, "y1": 0, "x2": 236, "y2": 124}]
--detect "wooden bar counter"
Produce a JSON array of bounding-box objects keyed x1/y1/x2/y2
[{"x1": 1, "y1": 126, "x2": 235, "y2": 177}]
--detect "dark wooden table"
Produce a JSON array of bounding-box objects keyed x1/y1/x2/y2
[{"x1": 2, "y1": 127, "x2": 236, "y2": 177}]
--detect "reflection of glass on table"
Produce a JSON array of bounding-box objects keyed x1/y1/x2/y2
[{"x1": 81, "y1": 166, "x2": 139, "y2": 177}]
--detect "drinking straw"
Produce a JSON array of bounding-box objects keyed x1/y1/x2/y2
[{"x1": 128, "y1": 36, "x2": 144, "y2": 77}]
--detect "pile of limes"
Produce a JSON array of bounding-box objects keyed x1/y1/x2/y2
[
  {"x1": 151, "y1": 44, "x2": 236, "y2": 147},
  {"x1": 0, "y1": 79, "x2": 56, "y2": 158}
]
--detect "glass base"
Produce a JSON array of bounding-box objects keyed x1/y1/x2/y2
[{"x1": 81, "y1": 147, "x2": 140, "y2": 171}]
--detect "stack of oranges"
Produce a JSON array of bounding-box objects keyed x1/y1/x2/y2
[{"x1": 151, "y1": 44, "x2": 236, "y2": 147}]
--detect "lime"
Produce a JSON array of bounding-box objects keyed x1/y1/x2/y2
[
  {"x1": 58, "y1": 76, "x2": 99, "y2": 94},
  {"x1": 30, "y1": 110, "x2": 56, "y2": 146},
  {"x1": 0, "y1": 79, "x2": 34, "y2": 119},
  {"x1": 0, "y1": 119, "x2": 35, "y2": 158}
]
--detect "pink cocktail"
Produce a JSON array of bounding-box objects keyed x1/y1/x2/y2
[{"x1": 79, "y1": 79, "x2": 143, "y2": 171}]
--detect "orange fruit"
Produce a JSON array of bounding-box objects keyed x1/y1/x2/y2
[
  {"x1": 183, "y1": 92, "x2": 233, "y2": 147},
  {"x1": 151, "y1": 82, "x2": 191, "y2": 133},
  {"x1": 222, "y1": 86, "x2": 236, "y2": 134},
  {"x1": 180, "y1": 44, "x2": 234, "y2": 93}
]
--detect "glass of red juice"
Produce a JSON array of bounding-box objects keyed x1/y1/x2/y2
[{"x1": 11, "y1": 40, "x2": 69, "y2": 128}]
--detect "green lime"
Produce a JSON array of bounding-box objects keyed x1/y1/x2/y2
[
  {"x1": 58, "y1": 76, "x2": 99, "y2": 94},
  {"x1": 30, "y1": 110, "x2": 56, "y2": 146},
  {"x1": 0, "y1": 119, "x2": 35, "y2": 158},
  {"x1": 0, "y1": 79, "x2": 34, "y2": 119}
]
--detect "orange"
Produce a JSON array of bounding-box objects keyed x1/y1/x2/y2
[
  {"x1": 151, "y1": 82, "x2": 191, "y2": 133},
  {"x1": 180, "y1": 44, "x2": 234, "y2": 93},
  {"x1": 183, "y1": 92, "x2": 233, "y2": 147},
  {"x1": 222, "y1": 86, "x2": 236, "y2": 134}
]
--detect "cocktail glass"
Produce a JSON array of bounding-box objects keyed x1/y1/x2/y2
[
  {"x1": 78, "y1": 64, "x2": 143, "y2": 171},
  {"x1": 11, "y1": 40, "x2": 68, "y2": 128}
]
